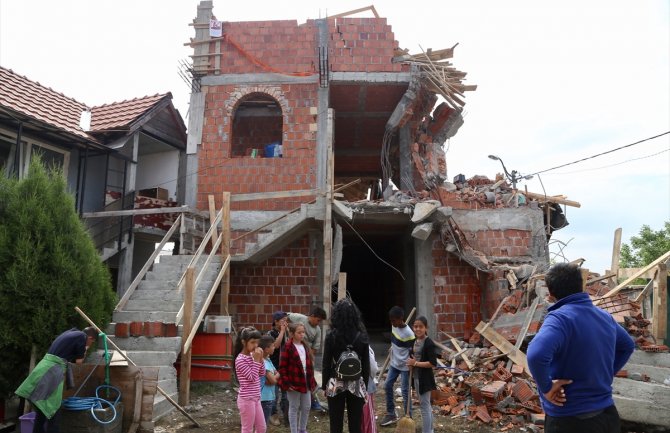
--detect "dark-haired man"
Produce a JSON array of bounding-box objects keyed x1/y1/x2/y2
[
  {"x1": 527, "y1": 263, "x2": 635, "y2": 433},
  {"x1": 16, "y1": 327, "x2": 98, "y2": 433}
]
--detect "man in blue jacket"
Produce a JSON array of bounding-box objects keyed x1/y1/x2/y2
[{"x1": 527, "y1": 263, "x2": 635, "y2": 433}]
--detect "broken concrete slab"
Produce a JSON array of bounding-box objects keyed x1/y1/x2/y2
[
  {"x1": 411, "y1": 200, "x2": 440, "y2": 222},
  {"x1": 613, "y1": 378, "x2": 670, "y2": 427},
  {"x1": 412, "y1": 222, "x2": 433, "y2": 241},
  {"x1": 430, "y1": 206, "x2": 453, "y2": 223}
]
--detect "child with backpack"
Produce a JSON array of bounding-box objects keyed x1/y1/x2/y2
[
  {"x1": 278, "y1": 322, "x2": 317, "y2": 433},
  {"x1": 321, "y1": 298, "x2": 370, "y2": 433},
  {"x1": 407, "y1": 316, "x2": 437, "y2": 433},
  {"x1": 234, "y1": 327, "x2": 266, "y2": 433},
  {"x1": 259, "y1": 335, "x2": 280, "y2": 426},
  {"x1": 380, "y1": 306, "x2": 415, "y2": 427}
]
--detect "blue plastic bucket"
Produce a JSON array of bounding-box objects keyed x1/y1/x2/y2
[
  {"x1": 19, "y1": 411, "x2": 36, "y2": 433},
  {"x1": 264, "y1": 143, "x2": 281, "y2": 158}
]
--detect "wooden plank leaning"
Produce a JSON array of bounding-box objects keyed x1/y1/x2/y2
[
  {"x1": 475, "y1": 320, "x2": 530, "y2": 376},
  {"x1": 376, "y1": 307, "x2": 416, "y2": 381},
  {"x1": 75, "y1": 306, "x2": 202, "y2": 428},
  {"x1": 595, "y1": 250, "x2": 670, "y2": 304}
]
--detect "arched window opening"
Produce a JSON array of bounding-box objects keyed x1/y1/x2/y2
[{"x1": 231, "y1": 93, "x2": 283, "y2": 157}]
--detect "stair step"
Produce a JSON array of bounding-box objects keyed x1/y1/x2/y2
[
  {"x1": 99, "y1": 336, "x2": 182, "y2": 352},
  {"x1": 153, "y1": 391, "x2": 180, "y2": 421},
  {"x1": 112, "y1": 311, "x2": 180, "y2": 323},
  {"x1": 117, "y1": 350, "x2": 178, "y2": 367}
]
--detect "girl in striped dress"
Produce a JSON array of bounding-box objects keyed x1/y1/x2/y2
[{"x1": 234, "y1": 327, "x2": 266, "y2": 433}]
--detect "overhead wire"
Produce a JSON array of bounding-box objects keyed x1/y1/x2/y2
[
  {"x1": 541, "y1": 147, "x2": 670, "y2": 175},
  {"x1": 529, "y1": 131, "x2": 669, "y2": 176}
]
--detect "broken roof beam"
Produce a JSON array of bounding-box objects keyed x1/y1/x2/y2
[
  {"x1": 595, "y1": 250, "x2": 670, "y2": 303},
  {"x1": 328, "y1": 5, "x2": 379, "y2": 19},
  {"x1": 523, "y1": 191, "x2": 581, "y2": 208},
  {"x1": 409, "y1": 43, "x2": 459, "y2": 61}
]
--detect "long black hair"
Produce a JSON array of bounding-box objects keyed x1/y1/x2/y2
[
  {"x1": 233, "y1": 326, "x2": 262, "y2": 370},
  {"x1": 329, "y1": 298, "x2": 368, "y2": 347}
]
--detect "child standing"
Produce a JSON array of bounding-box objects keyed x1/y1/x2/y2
[
  {"x1": 407, "y1": 316, "x2": 437, "y2": 433},
  {"x1": 278, "y1": 322, "x2": 317, "y2": 433},
  {"x1": 361, "y1": 345, "x2": 378, "y2": 433},
  {"x1": 380, "y1": 306, "x2": 415, "y2": 426},
  {"x1": 234, "y1": 327, "x2": 266, "y2": 433},
  {"x1": 259, "y1": 335, "x2": 280, "y2": 426}
]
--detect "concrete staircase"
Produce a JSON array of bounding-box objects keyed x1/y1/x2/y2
[
  {"x1": 231, "y1": 203, "x2": 320, "y2": 263},
  {"x1": 106, "y1": 254, "x2": 222, "y2": 421}
]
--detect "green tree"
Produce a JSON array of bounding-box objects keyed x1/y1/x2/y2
[
  {"x1": 620, "y1": 221, "x2": 670, "y2": 268},
  {"x1": 0, "y1": 158, "x2": 116, "y2": 396}
]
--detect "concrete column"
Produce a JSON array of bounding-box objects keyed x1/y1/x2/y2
[
  {"x1": 414, "y1": 233, "x2": 436, "y2": 337},
  {"x1": 315, "y1": 18, "x2": 330, "y2": 195},
  {"x1": 117, "y1": 133, "x2": 139, "y2": 296}
]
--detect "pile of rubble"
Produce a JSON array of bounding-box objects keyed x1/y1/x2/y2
[{"x1": 420, "y1": 264, "x2": 669, "y2": 430}]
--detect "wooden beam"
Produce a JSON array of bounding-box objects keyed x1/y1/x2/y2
[
  {"x1": 618, "y1": 267, "x2": 666, "y2": 280},
  {"x1": 652, "y1": 263, "x2": 668, "y2": 343},
  {"x1": 208, "y1": 195, "x2": 219, "y2": 249},
  {"x1": 82, "y1": 206, "x2": 190, "y2": 218},
  {"x1": 230, "y1": 189, "x2": 318, "y2": 202},
  {"x1": 523, "y1": 191, "x2": 581, "y2": 208},
  {"x1": 220, "y1": 192, "x2": 231, "y2": 316},
  {"x1": 506, "y1": 297, "x2": 540, "y2": 370},
  {"x1": 609, "y1": 228, "x2": 622, "y2": 285},
  {"x1": 179, "y1": 267, "x2": 194, "y2": 406},
  {"x1": 475, "y1": 321, "x2": 530, "y2": 376},
  {"x1": 328, "y1": 5, "x2": 379, "y2": 19},
  {"x1": 338, "y1": 272, "x2": 347, "y2": 300},
  {"x1": 595, "y1": 250, "x2": 670, "y2": 303}
]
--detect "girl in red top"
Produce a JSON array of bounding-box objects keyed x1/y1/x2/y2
[
  {"x1": 234, "y1": 327, "x2": 266, "y2": 433},
  {"x1": 278, "y1": 322, "x2": 317, "y2": 433}
]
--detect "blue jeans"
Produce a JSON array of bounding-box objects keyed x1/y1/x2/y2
[
  {"x1": 261, "y1": 400, "x2": 274, "y2": 424},
  {"x1": 384, "y1": 366, "x2": 411, "y2": 417}
]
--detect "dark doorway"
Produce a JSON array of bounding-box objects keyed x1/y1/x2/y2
[{"x1": 338, "y1": 222, "x2": 415, "y2": 333}]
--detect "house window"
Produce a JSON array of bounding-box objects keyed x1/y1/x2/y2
[
  {"x1": 0, "y1": 128, "x2": 70, "y2": 178},
  {"x1": 231, "y1": 93, "x2": 283, "y2": 157}
]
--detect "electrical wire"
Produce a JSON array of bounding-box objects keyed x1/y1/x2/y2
[
  {"x1": 541, "y1": 147, "x2": 670, "y2": 175},
  {"x1": 341, "y1": 216, "x2": 406, "y2": 281},
  {"x1": 529, "y1": 131, "x2": 669, "y2": 176}
]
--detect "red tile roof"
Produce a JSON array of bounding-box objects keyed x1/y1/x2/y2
[
  {"x1": 0, "y1": 66, "x2": 175, "y2": 141},
  {"x1": 90, "y1": 93, "x2": 170, "y2": 132},
  {"x1": 0, "y1": 66, "x2": 91, "y2": 139}
]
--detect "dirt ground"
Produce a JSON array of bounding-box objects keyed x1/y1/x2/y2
[{"x1": 154, "y1": 382, "x2": 526, "y2": 433}]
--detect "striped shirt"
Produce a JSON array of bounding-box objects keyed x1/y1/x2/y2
[{"x1": 235, "y1": 353, "x2": 266, "y2": 400}]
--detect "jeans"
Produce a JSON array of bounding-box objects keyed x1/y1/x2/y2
[
  {"x1": 261, "y1": 400, "x2": 274, "y2": 424},
  {"x1": 237, "y1": 397, "x2": 266, "y2": 433},
  {"x1": 286, "y1": 390, "x2": 310, "y2": 433},
  {"x1": 327, "y1": 391, "x2": 365, "y2": 433},
  {"x1": 384, "y1": 366, "x2": 410, "y2": 417},
  {"x1": 417, "y1": 386, "x2": 433, "y2": 433},
  {"x1": 545, "y1": 405, "x2": 620, "y2": 433}
]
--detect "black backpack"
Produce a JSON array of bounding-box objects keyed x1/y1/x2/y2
[{"x1": 334, "y1": 332, "x2": 362, "y2": 381}]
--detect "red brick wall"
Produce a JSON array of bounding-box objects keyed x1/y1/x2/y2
[
  {"x1": 328, "y1": 17, "x2": 407, "y2": 73},
  {"x1": 468, "y1": 229, "x2": 532, "y2": 258},
  {"x1": 212, "y1": 236, "x2": 320, "y2": 330},
  {"x1": 432, "y1": 239, "x2": 482, "y2": 338},
  {"x1": 198, "y1": 83, "x2": 318, "y2": 211},
  {"x1": 215, "y1": 20, "x2": 317, "y2": 75},
  {"x1": 204, "y1": 18, "x2": 408, "y2": 76}
]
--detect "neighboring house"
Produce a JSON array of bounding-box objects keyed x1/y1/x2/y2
[
  {"x1": 0, "y1": 65, "x2": 187, "y2": 293},
  {"x1": 179, "y1": 1, "x2": 574, "y2": 339}
]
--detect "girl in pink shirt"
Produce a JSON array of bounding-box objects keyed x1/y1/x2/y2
[{"x1": 234, "y1": 327, "x2": 266, "y2": 433}]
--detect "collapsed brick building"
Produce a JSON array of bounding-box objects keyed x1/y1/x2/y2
[{"x1": 183, "y1": 1, "x2": 566, "y2": 338}]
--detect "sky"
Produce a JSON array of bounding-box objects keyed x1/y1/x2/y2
[{"x1": 1, "y1": 0, "x2": 668, "y2": 273}]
